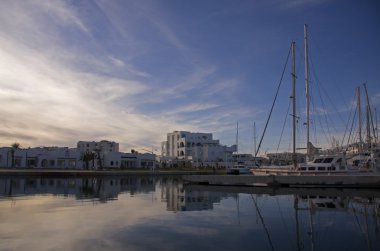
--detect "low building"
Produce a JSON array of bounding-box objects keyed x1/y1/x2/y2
[
  {"x1": 0, "y1": 142, "x2": 155, "y2": 169},
  {"x1": 103, "y1": 152, "x2": 156, "y2": 169},
  {"x1": 0, "y1": 147, "x2": 83, "y2": 169}
]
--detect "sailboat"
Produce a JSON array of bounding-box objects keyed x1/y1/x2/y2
[{"x1": 251, "y1": 24, "x2": 377, "y2": 176}]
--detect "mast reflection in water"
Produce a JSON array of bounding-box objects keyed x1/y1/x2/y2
[{"x1": 1, "y1": 176, "x2": 379, "y2": 251}]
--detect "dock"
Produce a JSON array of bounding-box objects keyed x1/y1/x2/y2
[{"x1": 183, "y1": 174, "x2": 380, "y2": 188}]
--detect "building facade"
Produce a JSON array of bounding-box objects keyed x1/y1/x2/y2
[
  {"x1": 0, "y1": 147, "x2": 83, "y2": 169},
  {"x1": 161, "y1": 131, "x2": 236, "y2": 168},
  {"x1": 0, "y1": 141, "x2": 155, "y2": 169},
  {"x1": 77, "y1": 140, "x2": 119, "y2": 154}
]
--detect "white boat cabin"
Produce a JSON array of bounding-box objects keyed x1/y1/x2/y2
[{"x1": 297, "y1": 155, "x2": 347, "y2": 172}]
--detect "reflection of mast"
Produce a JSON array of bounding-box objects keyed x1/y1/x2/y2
[
  {"x1": 294, "y1": 196, "x2": 302, "y2": 251},
  {"x1": 294, "y1": 196, "x2": 315, "y2": 251},
  {"x1": 236, "y1": 193, "x2": 240, "y2": 224},
  {"x1": 308, "y1": 200, "x2": 315, "y2": 251},
  {"x1": 364, "y1": 205, "x2": 373, "y2": 251},
  {"x1": 251, "y1": 194, "x2": 275, "y2": 251}
]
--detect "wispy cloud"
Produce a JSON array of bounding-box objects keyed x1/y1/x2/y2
[
  {"x1": 275, "y1": 0, "x2": 331, "y2": 9},
  {"x1": 0, "y1": 1, "x2": 180, "y2": 149}
]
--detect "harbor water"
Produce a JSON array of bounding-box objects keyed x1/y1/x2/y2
[{"x1": 1, "y1": 175, "x2": 379, "y2": 251}]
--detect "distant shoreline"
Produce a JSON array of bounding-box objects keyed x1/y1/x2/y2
[{"x1": 0, "y1": 168, "x2": 221, "y2": 177}]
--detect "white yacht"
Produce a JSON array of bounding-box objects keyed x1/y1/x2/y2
[{"x1": 227, "y1": 163, "x2": 251, "y2": 175}]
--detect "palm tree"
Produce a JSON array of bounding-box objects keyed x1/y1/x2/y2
[
  {"x1": 10, "y1": 142, "x2": 20, "y2": 168},
  {"x1": 81, "y1": 151, "x2": 95, "y2": 170}
]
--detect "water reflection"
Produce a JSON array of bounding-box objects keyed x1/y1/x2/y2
[
  {"x1": 0, "y1": 176, "x2": 156, "y2": 202},
  {"x1": 0, "y1": 176, "x2": 379, "y2": 251}
]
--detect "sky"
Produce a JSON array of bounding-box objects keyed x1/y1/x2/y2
[{"x1": 0, "y1": 0, "x2": 379, "y2": 154}]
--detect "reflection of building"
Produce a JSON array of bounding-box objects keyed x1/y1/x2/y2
[
  {"x1": 161, "y1": 131, "x2": 236, "y2": 168},
  {"x1": 159, "y1": 178, "x2": 222, "y2": 212},
  {"x1": 0, "y1": 176, "x2": 156, "y2": 202},
  {"x1": 180, "y1": 190, "x2": 222, "y2": 211}
]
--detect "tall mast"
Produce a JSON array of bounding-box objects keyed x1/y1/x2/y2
[
  {"x1": 366, "y1": 91, "x2": 371, "y2": 148},
  {"x1": 236, "y1": 121, "x2": 239, "y2": 160},
  {"x1": 363, "y1": 83, "x2": 377, "y2": 147},
  {"x1": 253, "y1": 122, "x2": 257, "y2": 156},
  {"x1": 357, "y1": 86, "x2": 362, "y2": 152},
  {"x1": 304, "y1": 24, "x2": 310, "y2": 157},
  {"x1": 291, "y1": 41, "x2": 297, "y2": 168}
]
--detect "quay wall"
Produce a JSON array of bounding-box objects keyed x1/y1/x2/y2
[
  {"x1": 0, "y1": 169, "x2": 216, "y2": 177},
  {"x1": 183, "y1": 174, "x2": 380, "y2": 188}
]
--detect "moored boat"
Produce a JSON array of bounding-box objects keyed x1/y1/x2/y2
[{"x1": 227, "y1": 163, "x2": 251, "y2": 175}]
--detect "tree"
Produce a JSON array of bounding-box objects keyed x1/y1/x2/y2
[
  {"x1": 81, "y1": 151, "x2": 95, "y2": 170},
  {"x1": 10, "y1": 142, "x2": 20, "y2": 168}
]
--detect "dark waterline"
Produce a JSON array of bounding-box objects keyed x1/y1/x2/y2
[{"x1": 1, "y1": 176, "x2": 379, "y2": 251}]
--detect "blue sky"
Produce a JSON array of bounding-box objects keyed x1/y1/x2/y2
[{"x1": 0, "y1": 0, "x2": 379, "y2": 154}]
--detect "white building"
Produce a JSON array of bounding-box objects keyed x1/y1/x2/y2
[
  {"x1": 103, "y1": 152, "x2": 156, "y2": 169},
  {"x1": 0, "y1": 141, "x2": 155, "y2": 169},
  {"x1": 77, "y1": 140, "x2": 119, "y2": 154},
  {"x1": 0, "y1": 147, "x2": 83, "y2": 169},
  {"x1": 161, "y1": 131, "x2": 236, "y2": 168}
]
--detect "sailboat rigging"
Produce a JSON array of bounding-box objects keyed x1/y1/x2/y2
[
  {"x1": 226, "y1": 122, "x2": 251, "y2": 174},
  {"x1": 251, "y1": 24, "x2": 379, "y2": 175}
]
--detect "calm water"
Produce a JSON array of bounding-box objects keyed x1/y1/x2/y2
[{"x1": 1, "y1": 176, "x2": 379, "y2": 251}]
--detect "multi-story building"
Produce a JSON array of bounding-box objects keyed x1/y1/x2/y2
[
  {"x1": 161, "y1": 131, "x2": 236, "y2": 168},
  {"x1": 77, "y1": 140, "x2": 119, "y2": 154}
]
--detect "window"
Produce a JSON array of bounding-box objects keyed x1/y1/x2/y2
[
  {"x1": 110, "y1": 161, "x2": 114, "y2": 166},
  {"x1": 323, "y1": 158, "x2": 334, "y2": 163},
  {"x1": 58, "y1": 160, "x2": 65, "y2": 167},
  {"x1": 68, "y1": 160, "x2": 76, "y2": 168},
  {"x1": 317, "y1": 166, "x2": 325, "y2": 171},
  {"x1": 314, "y1": 159, "x2": 323, "y2": 163},
  {"x1": 308, "y1": 166, "x2": 315, "y2": 171}
]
